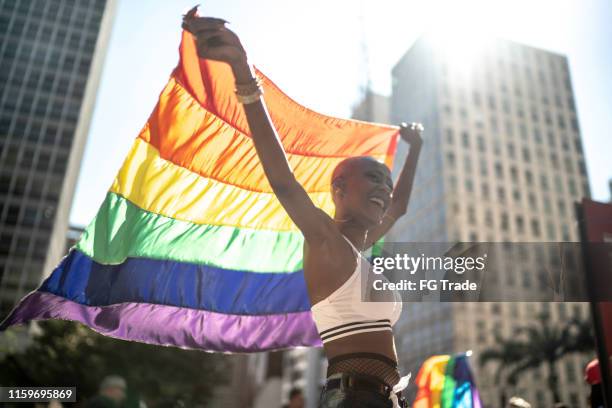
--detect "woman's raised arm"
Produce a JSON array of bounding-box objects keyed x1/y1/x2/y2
[
  {"x1": 365, "y1": 122, "x2": 423, "y2": 247},
  {"x1": 182, "y1": 13, "x2": 333, "y2": 243}
]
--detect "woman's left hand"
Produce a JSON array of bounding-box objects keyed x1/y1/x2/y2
[
  {"x1": 182, "y1": 7, "x2": 248, "y2": 66},
  {"x1": 399, "y1": 122, "x2": 424, "y2": 147}
]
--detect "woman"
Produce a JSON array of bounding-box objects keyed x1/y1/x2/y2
[{"x1": 183, "y1": 10, "x2": 423, "y2": 408}]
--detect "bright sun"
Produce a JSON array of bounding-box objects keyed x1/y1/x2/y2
[{"x1": 418, "y1": 0, "x2": 496, "y2": 74}]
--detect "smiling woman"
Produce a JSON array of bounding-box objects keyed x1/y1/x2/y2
[{"x1": 182, "y1": 7, "x2": 423, "y2": 406}]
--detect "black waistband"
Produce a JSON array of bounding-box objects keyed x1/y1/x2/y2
[{"x1": 328, "y1": 352, "x2": 398, "y2": 369}]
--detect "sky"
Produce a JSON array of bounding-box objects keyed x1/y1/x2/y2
[{"x1": 70, "y1": 0, "x2": 612, "y2": 226}]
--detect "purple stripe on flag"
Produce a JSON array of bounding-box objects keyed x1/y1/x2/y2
[{"x1": 1, "y1": 291, "x2": 322, "y2": 352}]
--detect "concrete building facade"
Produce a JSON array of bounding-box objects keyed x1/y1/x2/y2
[
  {"x1": 389, "y1": 36, "x2": 591, "y2": 407},
  {"x1": 0, "y1": 0, "x2": 116, "y2": 318}
]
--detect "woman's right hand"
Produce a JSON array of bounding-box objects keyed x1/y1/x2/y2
[{"x1": 182, "y1": 7, "x2": 248, "y2": 68}]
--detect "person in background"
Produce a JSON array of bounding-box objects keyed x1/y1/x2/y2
[
  {"x1": 86, "y1": 375, "x2": 127, "y2": 408},
  {"x1": 282, "y1": 388, "x2": 305, "y2": 408},
  {"x1": 288, "y1": 388, "x2": 305, "y2": 408},
  {"x1": 508, "y1": 396, "x2": 531, "y2": 408},
  {"x1": 585, "y1": 358, "x2": 605, "y2": 408}
]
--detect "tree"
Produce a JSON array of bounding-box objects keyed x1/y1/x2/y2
[
  {"x1": 0, "y1": 320, "x2": 229, "y2": 408},
  {"x1": 479, "y1": 313, "x2": 595, "y2": 405},
  {"x1": 479, "y1": 333, "x2": 528, "y2": 408}
]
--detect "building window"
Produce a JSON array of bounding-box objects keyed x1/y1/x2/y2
[
  {"x1": 531, "y1": 219, "x2": 540, "y2": 237},
  {"x1": 516, "y1": 215, "x2": 524, "y2": 233},
  {"x1": 464, "y1": 156, "x2": 472, "y2": 173},
  {"x1": 558, "y1": 114, "x2": 566, "y2": 129},
  {"x1": 465, "y1": 179, "x2": 473, "y2": 192},
  {"x1": 477, "y1": 135, "x2": 485, "y2": 152},
  {"x1": 449, "y1": 176, "x2": 457, "y2": 191},
  {"x1": 533, "y1": 128, "x2": 542, "y2": 144},
  {"x1": 578, "y1": 160, "x2": 587, "y2": 176},
  {"x1": 541, "y1": 174, "x2": 549, "y2": 190},
  {"x1": 547, "y1": 131, "x2": 556, "y2": 146},
  {"x1": 510, "y1": 166, "x2": 518, "y2": 181},
  {"x1": 550, "y1": 153, "x2": 558, "y2": 166},
  {"x1": 568, "y1": 179, "x2": 577, "y2": 196},
  {"x1": 564, "y1": 157, "x2": 573, "y2": 172},
  {"x1": 502, "y1": 99, "x2": 511, "y2": 114},
  {"x1": 562, "y1": 225, "x2": 570, "y2": 241},
  {"x1": 525, "y1": 170, "x2": 533, "y2": 185},
  {"x1": 480, "y1": 159, "x2": 488, "y2": 176},
  {"x1": 481, "y1": 183, "x2": 490, "y2": 199},
  {"x1": 468, "y1": 206, "x2": 476, "y2": 224},
  {"x1": 447, "y1": 152, "x2": 455, "y2": 167},
  {"x1": 22, "y1": 207, "x2": 38, "y2": 227},
  {"x1": 446, "y1": 128, "x2": 453, "y2": 144},
  {"x1": 501, "y1": 213, "x2": 509, "y2": 231},
  {"x1": 6, "y1": 205, "x2": 20, "y2": 226},
  {"x1": 462, "y1": 132, "x2": 470, "y2": 148},
  {"x1": 522, "y1": 148, "x2": 531, "y2": 162},
  {"x1": 555, "y1": 176, "x2": 564, "y2": 194},
  {"x1": 575, "y1": 137, "x2": 584, "y2": 154},
  {"x1": 545, "y1": 111, "x2": 552, "y2": 125},
  {"x1": 528, "y1": 193, "x2": 537, "y2": 208},
  {"x1": 522, "y1": 270, "x2": 532, "y2": 289},
  {"x1": 495, "y1": 163, "x2": 504, "y2": 177},
  {"x1": 497, "y1": 187, "x2": 506, "y2": 202},
  {"x1": 488, "y1": 95, "x2": 496, "y2": 110},
  {"x1": 490, "y1": 117, "x2": 498, "y2": 133},
  {"x1": 547, "y1": 222, "x2": 556, "y2": 240}
]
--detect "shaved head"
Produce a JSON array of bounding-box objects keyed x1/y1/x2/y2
[
  {"x1": 330, "y1": 156, "x2": 393, "y2": 226},
  {"x1": 331, "y1": 156, "x2": 386, "y2": 188}
]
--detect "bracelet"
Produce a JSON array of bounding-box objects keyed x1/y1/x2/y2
[
  {"x1": 235, "y1": 76, "x2": 264, "y2": 104},
  {"x1": 235, "y1": 76, "x2": 262, "y2": 94},
  {"x1": 235, "y1": 89, "x2": 263, "y2": 104}
]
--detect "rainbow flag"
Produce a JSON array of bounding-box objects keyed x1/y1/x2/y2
[
  {"x1": 0, "y1": 30, "x2": 399, "y2": 352},
  {"x1": 413, "y1": 353, "x2": 482, "y2": 408}
]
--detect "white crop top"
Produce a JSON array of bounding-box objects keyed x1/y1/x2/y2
[{"x1": 310, "y1": 236, "x2": 403, "y2": 344}]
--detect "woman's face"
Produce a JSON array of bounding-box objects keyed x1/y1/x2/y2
[{"x1": 332, "y1": 158, "x2": 393, "y2": 227}]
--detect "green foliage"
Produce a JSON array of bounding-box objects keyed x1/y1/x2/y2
[
  {"x1": 0, "y1": 320, "x2": 229, "y2": 408},
  {"x1": 479, "y1": 312, "x2": 595, "y2": 404}
]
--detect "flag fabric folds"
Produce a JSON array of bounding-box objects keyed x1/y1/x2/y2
[
  {"x1": 413, "y1": 353, "x2": 482, "y2": 408},
  {"x1": 0, "y1": 30, "x2": 399, "y2": 352}
]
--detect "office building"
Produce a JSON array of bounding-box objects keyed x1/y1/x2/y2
[
  {"x1": 0, "y1": 0, "x2": 117, "y2": 317},
  {"x1": 389, "y1": 35, "x2": 591, "y2": 406}
]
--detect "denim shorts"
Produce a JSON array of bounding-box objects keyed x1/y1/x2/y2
[{"x1": 318, "y1": 373, "x2": 399, "y2": 408}]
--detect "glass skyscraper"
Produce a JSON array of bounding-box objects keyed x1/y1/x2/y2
[{"x1": 0, "y1": 0, "x2": 116, "y2": 318}]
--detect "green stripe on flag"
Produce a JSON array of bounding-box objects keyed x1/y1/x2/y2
[
  {"x1": 441, "y1": 355, "x2": 457, "y2": 408},
  {"x1": 76, "y1": 192, "x2": 304, "y2": 273}
]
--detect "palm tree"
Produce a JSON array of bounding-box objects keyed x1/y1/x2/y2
[
  {"x1": 480, "y1": 312, "x2": 595, "y2": 405},
  {"x1": 479, "y1": 334, "x2": 528, "y2": 407}
]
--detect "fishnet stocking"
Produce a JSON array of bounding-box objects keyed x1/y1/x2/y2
[{"x1": 327, "y1": 356, "x2": 400, "y2": 388}]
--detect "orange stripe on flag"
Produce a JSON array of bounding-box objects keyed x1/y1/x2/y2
[{"x1": 173, "y1": 31, "x2": 399, "y2": 158}]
